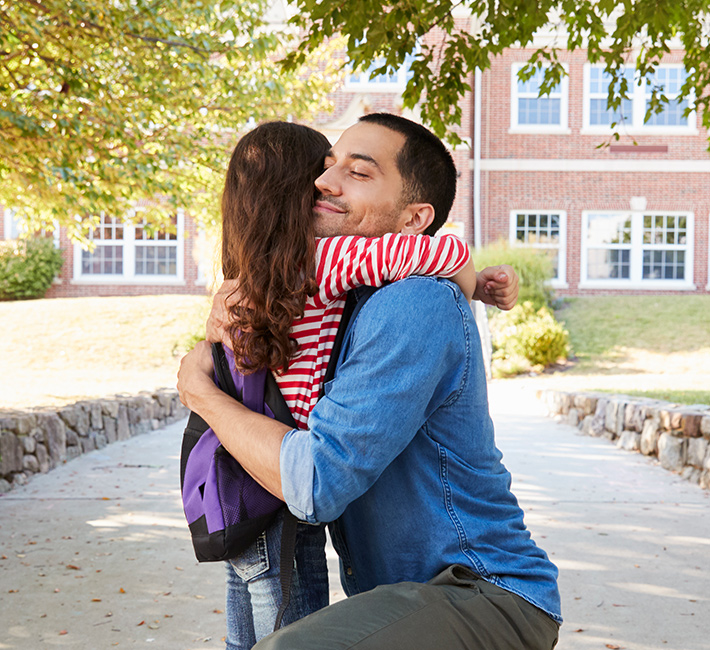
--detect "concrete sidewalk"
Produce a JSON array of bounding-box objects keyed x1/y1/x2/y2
[{"x1": 1, "y1": 382, "x2": 707, "y2": 649}]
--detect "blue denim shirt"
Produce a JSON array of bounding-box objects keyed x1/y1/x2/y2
[{"x1": 280, "y1": 277, "x2": 562, "y2": 623}]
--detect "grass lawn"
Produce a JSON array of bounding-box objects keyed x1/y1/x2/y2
[
  {"x1": 556, "y1": 295, "x2": 710, "y2": 361},
  {"x1": 0, "y1": 294, "x2": 211, "y2": 409},
  {"x1": 529, "y1": 295, "x2": 710, "y2": 405},
  {"x1": 1, "y1": 293, "x2": 709, "y2": 410}
]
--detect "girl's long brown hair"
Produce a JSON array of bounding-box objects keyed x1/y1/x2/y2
[{"x1": 221, "y1": 122, "x2": 329, "y2": 374}]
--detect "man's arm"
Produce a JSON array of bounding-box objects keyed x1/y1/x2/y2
[
  {"x1": 177, "y1": 340, "x2": 289, "y2": 499},
  {"x1": 179, "y1": 278, "x2": 466, "y2": 521}
]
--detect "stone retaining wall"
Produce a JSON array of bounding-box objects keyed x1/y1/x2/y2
[
  {"x1": 0, "y1": 389, "x2": 189, "y2": 493},
  {"x1": 539, "y1": 390, "x2": 710, "y2": 489}
]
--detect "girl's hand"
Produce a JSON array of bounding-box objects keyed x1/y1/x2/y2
[{"x1": 473, "y1": 265, "x2": 519, "y2": 311}]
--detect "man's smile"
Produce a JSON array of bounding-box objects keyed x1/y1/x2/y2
[{"x1": 314, "y1": 198, "x2": 348, "y2": 215}]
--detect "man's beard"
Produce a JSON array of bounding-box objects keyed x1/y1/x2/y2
[{"x1": 313, "y1": 194, "x2": 407, "y2": 238}]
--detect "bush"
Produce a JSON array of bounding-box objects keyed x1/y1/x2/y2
[
  {"x1": 472, "y1": 240, "x2": 555, "y2": 309},
  {"x1": 490, "y1": 301, "x2": 570, "y2": 376},
  {"x1": 0, "y1": 237, "x2": 64, "y2": 300}
]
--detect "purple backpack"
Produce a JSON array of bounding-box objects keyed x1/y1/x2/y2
[{"x1": 180, "y1": 343, "x2": 297, "y2": 562}]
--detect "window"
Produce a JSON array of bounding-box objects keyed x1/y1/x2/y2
[
  {"x1": 581, "y1": 211, "x2": 693, "y2": 288},
  {"x1": 645, "y1": 67, "x2": 689, "y2": 127},
  {"x1": 641, "y1": 214, "x2": 687, "y2": 280},
  {"x1": 134, "y1": 216, "x2": 178, "y2": 276},
  {"x1": 73, "y1": 210, "x2": 184, "y2": 283},
  {"x1": 510, "y1": 64, "x2": 569, "y2": 132},
  {"x1": 510, "y1": 211, "x2": 567, "y2": 287},
  {"x1": 345, "y1": 52, "x2": 415, "y2": 91},
  {"x1": 81, "y1": 214, "x2": 124, "y2": 275},
  {"x1": 583, "y1": 64, "x2": 695, "y2": 133},
  {"x1": 587, "y1": 67, "x2": 634, "y2": 127}
]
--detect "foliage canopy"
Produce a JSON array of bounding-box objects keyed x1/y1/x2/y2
[
  {"x1": 287, "y1": 0, "x2": 710, "y2": 144},
  {"x1": 1, "y1": 0, "x2": 340, "y2": 241}
]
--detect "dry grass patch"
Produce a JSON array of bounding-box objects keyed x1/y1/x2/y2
[{"x1": 0, "y1": 295, "x2": 210, "y2": 409}]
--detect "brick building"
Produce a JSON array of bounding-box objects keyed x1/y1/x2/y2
[
  {"x1": 476, "y1": 47, "x2": 710, "y2": 296},
  {"x1": 3, "y1": 26, "x2": 708, "y2": 299}
]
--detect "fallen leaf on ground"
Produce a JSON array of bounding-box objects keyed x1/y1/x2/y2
[
  {"x1": 573, "y1": 629, "x2": 584, "y2": 633},
  {"x1": 213, "y1": 609, "x2": 223, "y2": 614},
  {"x1": 137, "y1": 620, "x2": 145, "y2": 626},
  {"x1": 92, "y1": 598, "x2": 102, "y2": 602},
  {"x1": 606, "y1": 645, "x2": 622, "y2": 649},
  {"x1": 119, "y1": 588, "x2": 126, "y2": 593},
  {"x1": 59, "y1": 630, "x2": 68, "y2": 636},
  {"x1": 66, "y1": 564, "x2": 80, "y2": 570},
  {"x1": 8, "y1": 589, "x2": 18, "y2": 593}
]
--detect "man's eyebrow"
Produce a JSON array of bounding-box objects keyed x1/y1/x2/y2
[
  {"x1": 324, "y1": 150, "x2": 382, "y2": 172},
  {"x1": 348, "y1": 153, "x2": 382, "y2": 171}
]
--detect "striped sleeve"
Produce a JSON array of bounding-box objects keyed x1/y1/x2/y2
[{"x1": 313, "y1": 234, "x2": 470, "y2": 306}]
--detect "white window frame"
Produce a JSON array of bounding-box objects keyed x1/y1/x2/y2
[
  {"x1": 509, "y1": 210, "x2": 567, "y2": 289},
  {"x1": 582, "y1": 64, "x2": 697, "y2": 135},
  {"x1": 345, "y1": 51, "x2": 415, "y2": 93},
  {"x1": 72, "y1": 209, "x2": 185, "y2": 285},
  {"x1": 580, "y1": 210, "x2": 695, "y2": 290},
  {"x1": 3, "y1": 209, "x2": 60, "y2": 247},
  {"x1": 510, "y1": 63, "x2": 570, "y2": 134}
]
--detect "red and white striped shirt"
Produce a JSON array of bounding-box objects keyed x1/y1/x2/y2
[{"x1": 274, "y1": 233, "x2": 470, "y2": 428}]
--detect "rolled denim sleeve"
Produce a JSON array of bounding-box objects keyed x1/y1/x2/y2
[{"x1": 279, "y1": 277, "x2": 468, "y2": 524}]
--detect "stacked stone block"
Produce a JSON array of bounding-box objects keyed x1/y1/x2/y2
[
  {"x1": 539, "y1": 390, "x2": 710, "y2": 489},
  {"x1": 0, "y1": 389, "x2": 188, "y2": 493}
]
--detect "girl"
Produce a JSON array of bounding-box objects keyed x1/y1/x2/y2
[{"x1": 218, "y1": 121, "x2": 475, "y2": 649}]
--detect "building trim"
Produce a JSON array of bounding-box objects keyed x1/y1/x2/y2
[{"x1": 481, "y1": 159, "x2": 710, "y2": 172}]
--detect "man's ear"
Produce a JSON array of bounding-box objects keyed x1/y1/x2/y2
[{"x1": 398, "y1": 203, "x2": 435, "y2": 235}]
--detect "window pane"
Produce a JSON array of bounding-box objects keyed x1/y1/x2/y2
[
  {"x1": 642, "y1": 249, "x2": 686, "y2": 280},
  {"x1": 587, "y1": 214, "x2": 631, "y2": 245},
  {"x1": 519, "y1": 98, "x2": 561, "y2": 125},
  {"x1": 587, "y1": 248, "x2": 630, "y2": 279}
]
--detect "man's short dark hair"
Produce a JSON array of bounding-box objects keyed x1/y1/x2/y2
[{"x1": 358, "y1": 113, "x2": 457, "y2": 235}]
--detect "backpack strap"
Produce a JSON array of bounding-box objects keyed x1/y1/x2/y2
[{"x1": 211, "y1": 343, "x2": 241, "y2": 402}]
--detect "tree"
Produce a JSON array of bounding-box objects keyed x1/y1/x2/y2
[
  {"x1": 287, "y1": 0, "x2": 710, "y2": 145},
  {"x1": 1, "y1": 0, "x2": 341, "y2": 242}
]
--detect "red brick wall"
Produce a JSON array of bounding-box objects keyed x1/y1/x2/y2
[
  {"x1": 481, "y1": 171, "x2": 709, "y2": 295},
  {"x1": 477, "y1": 47, "x2": 710, "y2": 296},
  {"x1": 481, "y1": 49, "x2": 709, "y2": 160}
]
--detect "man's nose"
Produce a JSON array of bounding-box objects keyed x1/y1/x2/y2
[{"x1": 315, "y1": 165, "x2": 341, "y2": 196}]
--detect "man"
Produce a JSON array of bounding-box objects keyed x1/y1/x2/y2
[{"x1": 178, "y1": 113, "x2": 561, "y2": 649}]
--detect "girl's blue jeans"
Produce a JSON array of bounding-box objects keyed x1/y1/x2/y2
[{"x1": 224, "y1": 510, "x2": 329, "y2": 649}]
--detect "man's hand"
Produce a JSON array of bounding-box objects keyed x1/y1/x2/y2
[
  {"x1": 177, "y1": 340, "x2": 218, "y2": 412},
  {"x1": 205, "y1": 280, "x2": 241, "y2": 350},
  {"x1": 472, "y1": 265, "x2": 519, "y2": 311}
]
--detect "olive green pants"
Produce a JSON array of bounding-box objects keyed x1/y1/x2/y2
[{"x1": 254, "y1": 565, "x2": 559, "y2": 650}]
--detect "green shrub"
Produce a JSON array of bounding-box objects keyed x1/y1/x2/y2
[
  {"x1": 490, "y1": 301, "x2": 570, "y2": 376},
  {"x1": 472, "y1": 240, "x2": 555, "y2": 309},
  {"x1": 0, "y1": 237, "x2": 64, "y2": 300}
]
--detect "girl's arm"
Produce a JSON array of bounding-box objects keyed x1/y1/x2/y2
[
  {"x1": 450, "y1": 256, "x2": 476, "y2": 302},
  {"x1": 315, "y1": 233, "x2": 473, "y2": 306}
]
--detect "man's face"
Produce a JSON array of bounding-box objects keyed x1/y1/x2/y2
[{"x1": 313, "y1": 122, "x2": 410, "y2": 237}]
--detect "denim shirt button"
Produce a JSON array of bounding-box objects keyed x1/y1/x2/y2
[{"x1": 345, "y1": 567, "x2": 353, "y2": 576}]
